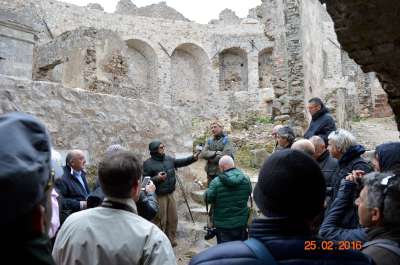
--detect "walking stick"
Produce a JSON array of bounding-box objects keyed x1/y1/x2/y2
[{"x1": 176, "y1": 174, "x2": 195, "y2": 224}]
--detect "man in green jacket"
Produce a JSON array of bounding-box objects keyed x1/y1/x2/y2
[
  {"x1": 200, "y1": 120, "x2": 234, "y2": 184},
  {"x1": 143, "y1": 140, "x2": 198, "y2": 247},
  {"x1": 205, "y1": 155, "x2": 252, "y2": 244}
]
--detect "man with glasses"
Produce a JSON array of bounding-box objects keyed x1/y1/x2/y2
[
  {"x1": 304, "y1": 97, "x2": 336, "y2": 145},
  {"x1": 143, "y1": 140, "x2": 199, "y2": 247},
  {"x1": 321, "y1": 171, "x2": 400, "y2": 265}
]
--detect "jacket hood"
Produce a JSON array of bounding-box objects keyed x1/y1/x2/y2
[
  {"x1": 339, "y1": 144, "x2": 366, "y2": 165},
  {"x1": 220, "y1": 168, "x2": 248, "y2": 187},
  {"x1": 376, "y1": 142, "x2": 400, "y2": 172}
]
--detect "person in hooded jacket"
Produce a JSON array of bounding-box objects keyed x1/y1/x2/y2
[
  {"x1": 320, "y1": 142, "x2": 400, "y2": 243},
  {"x1": 0, "y1": 112, "x2": 55, "y2": 265},
  {"x1": 304, "y1": 97, "x2": 336, "y2": 144},
  {"x1": 143, "y1": 140, "x2": 198, "y2": 247},
  {"x1": 205, "y1": 155, "x2": 252, "y2": 244},
  {"x1": 190, "y1": 149, "x2": 374, "y2": 265},
  {"x1": 326, "y1": 129, "x2": 373, "y2": 228}
]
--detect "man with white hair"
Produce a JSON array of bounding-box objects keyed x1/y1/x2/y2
[
  {"x1": 326, "y1": 129, "x2": 372, "y2": 228},
  {"x1": 291, "y1": 139, "x2": 315, "y2": 157},
  {"x1": 204, "y1": 155, "x2": 252, "y2": 244},
  {"x1": 55, "y1": 149, "x2": 90, "y2": 223},
  {"x1": 271, "y1": 124, "x2": 284, "y2": 152}
]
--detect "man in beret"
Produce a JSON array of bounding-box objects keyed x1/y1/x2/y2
[
  {"x1": 143, "y1": 140, "x2": 198, "y2": 247},
  {"x1": 0, "y1": 112, "x2": 54, "y2": 265},
  {"x1": 190, "y1": 149, "x2": 374, "y2": 265}
]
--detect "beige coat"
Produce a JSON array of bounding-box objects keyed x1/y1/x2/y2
[{"x1": 52, "y1": 197, "x2": 177, "y2": 265}]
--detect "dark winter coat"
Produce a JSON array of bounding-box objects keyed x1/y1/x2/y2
[
  {"x1": 317, "y1": 150, "x2": 339, "y2": 188},
  {"x1": 5, "y1": 235, "x2": 55, "y2": 265},
  {"x1": 319, "y1": 179, "x2": 367, "y2": 242},
  {"x1": 304, "y1": 105, "x2": 336, "y2": 144},
  {"x1": 55, "y1": 166, "x2": 90, "y2": 220},
  {"x1": 205, "y1": 168, "x2": 252, "y2": 229},
  {"x1": 327, "y1": 145, "x2": 373, "y2": 228},
  {"x1": 362, "y1": 227, "x2": 400, "y2": 265},
  {"x1": 376, "y1": 142, "x2": 400, "y2": 172},
  {"x1": 189, "y1": 217, "x2": 374, "y2": 265},
  {"x1": 143, "y1": 154, "x2": 196, "y2": 195}
]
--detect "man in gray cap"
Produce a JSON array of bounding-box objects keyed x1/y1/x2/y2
[{"x1": 0, "y1": 112, "x2": 54, "y2": 265}]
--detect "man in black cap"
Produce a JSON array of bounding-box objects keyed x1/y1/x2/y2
[
  {"x1": 190, "y1": 149, "x2": 374, "y2": 265},
  {"x1": 0, "y1": 112, "x2": 54, "y2": 265},
  {"x1": 143, "y1": 140, "x2": 198, "y2": 247}
]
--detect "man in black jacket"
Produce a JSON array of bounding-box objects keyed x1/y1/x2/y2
[
  {"x1": 304, "y1": 97, "x2": 336, "y2": 144},
  {"x1": 55, "y1": 150, "x2": 90, "y2": 223},
  {"x1": 190, "y1": 150, "x2": 374, "y2": 265},
  {"x1": 310, "y1": 135, "x2": 338, "y2": 196},
  {"x1": 143, "y1": 140, "x2": 198, "y2": 247}
]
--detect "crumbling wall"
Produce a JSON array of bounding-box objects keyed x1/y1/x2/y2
[
  {"x1": 170, "y1": 43, "x2": 210, "y2": 114},
  {"x1": 125, "y1": 39, "x2": 158, "y2": 102},
  {"x1": 0, "y1": 75, "x2": 192, "y2": 162},
  {"x1": 115, "y1": 0, "x2": 189, "y2": 22},
  {"x1": 219, "y1": 48, "x2": 248, "y2": 92},
  {"x1": 0, "y1": 10, "x2": 36, "y2": 79},
  {"x1": 258, "y1": 48, "x2": 273, "y2": 89}
]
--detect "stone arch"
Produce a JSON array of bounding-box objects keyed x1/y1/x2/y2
[
  {"x1": 258, "y1": 48, "x2": 273, "y2": 89},
  {"x1": 219, "y1": 47, "x2": 248, "y2": 91},
  {"x1": 170, "y1": 43, "x2": 210, "y2": 108},
  {"x1": 125, "y1": 39, "x2": 158, "y2": 102}
]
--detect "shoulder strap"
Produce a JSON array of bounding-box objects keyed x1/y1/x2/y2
[
  {"x1": 363, "y1": 239, "x2": 400, "y2": 257},
  {"x1": 222, "y1": 135, "x2": 228, "y2": 145},
  {"x1": 101, "y1": 200, "x2": 135, "y2": 214},
  {"x1": 244, "y1": 238, "x2": 278, "y2": 265}
]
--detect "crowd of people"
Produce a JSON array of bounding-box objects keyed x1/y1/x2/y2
[{"x1": 1, "y1": 96, "x2": 400, "y2": 265}]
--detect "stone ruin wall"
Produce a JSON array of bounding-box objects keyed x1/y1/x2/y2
[
  {"x1": 0, "y1": 0, "x2": 393, "y2": 161},
  {"x1": 0, "y1": 0, "x2": 276, "y2": 122},
  {"x1": 257, "y1": 0, "x2": 391, "y2": 131}
]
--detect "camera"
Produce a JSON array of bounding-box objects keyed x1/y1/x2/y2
[{"x1": 203, "y1": 226, "x2": 216, "y2": 240}]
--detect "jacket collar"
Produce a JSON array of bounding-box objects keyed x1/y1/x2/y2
[
  {"x1": 339, "y1": 145, "x2": 366, "y2": 165},
  {"x1": 367, "y1": 226, "x2": 400, "y2": 243},
  {"x1": 317, "y1": 150, "x2": 330, "y2": 162},
  {"x1": 249, "y1": 216, "x2": 313, "y2": 239},
  {"x1": 103, "y1": 196, "x2": 138, "y2": 214}
]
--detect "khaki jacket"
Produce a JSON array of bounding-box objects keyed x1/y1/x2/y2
[{"x1": 52, "y1": 197, "x2": 177, "y2": 265}]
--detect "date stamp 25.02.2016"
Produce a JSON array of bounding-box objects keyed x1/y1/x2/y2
[{"x1": 304, "y1": 240, "x2": 362, "y2": 251}]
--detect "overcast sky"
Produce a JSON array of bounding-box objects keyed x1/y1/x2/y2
[{"x1": 62, "y1": 0, "x2": 262, "y2": 24}]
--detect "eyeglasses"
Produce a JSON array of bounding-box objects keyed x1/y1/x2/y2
[{"x1": 159, "y1": 145, "x2": 165, "y2": 149}]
